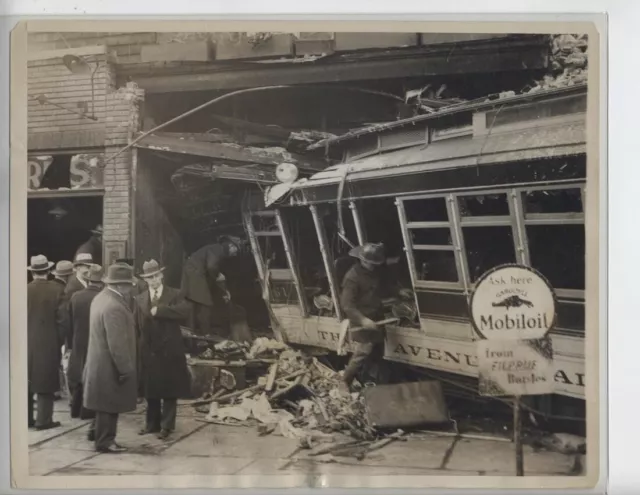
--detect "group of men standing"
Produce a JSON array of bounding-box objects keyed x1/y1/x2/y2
[{"x1": 28, "y1": 231, "x2": 208, "y2": 454}]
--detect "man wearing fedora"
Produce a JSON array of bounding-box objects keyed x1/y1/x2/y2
[
  {"x1": 27, "y1": 255, "x2": 67, "y2": 430},
  {"x1": 66, "y1": 264, "x2": 103, "y2": 430},
  {"x1": 339, "y1": 243, "x2": 408, "y2": 393},
  {"x1": 83, "y1": 263, "x2": 138, "y2": 453},
  {"x1": 63, "y1": 253, "x2": 93, "y2": 348},
  {"x1": 75, "y1": 224, "x2": 103, "y2": 265},
  {"x1": 134, "y1": 259, "x2": 191, "y2": 440},
  {"x1": 52, "y1": 260, "x2": 74, "y2": 287},
  {"x1": 180, "y1": 236, "x2": 245, "y2": 337}
]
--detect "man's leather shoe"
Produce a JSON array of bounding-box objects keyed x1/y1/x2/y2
[
  {"x1": 96, "y1": 443, "x2": 127, "y2": 454},
  {"x1": 35, "y1": 421, "x2": 61, "y2": 431},
  {"x1": 157, "y1": 429, "x2": 171, "y2": 440},
  {"x1": 138, "y1": 427, "x2": 160, "y2": 435}
]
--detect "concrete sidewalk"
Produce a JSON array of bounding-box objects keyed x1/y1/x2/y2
[{"x1": 28, "y1": 400, "x2": 581, "y2": 478}]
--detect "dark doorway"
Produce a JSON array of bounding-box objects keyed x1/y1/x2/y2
[{"x1": 28, "y1": 196, "x2": 103, "y2": 265}]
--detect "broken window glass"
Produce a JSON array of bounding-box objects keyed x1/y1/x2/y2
[
  {"x1": 526, "y1": 224, "x2": 585, "y2": 290},
  {"x1": 282, "y1": 207, "x2": 333, "y2": 316},
  {"x1": 320, "y1": 204, "x2": 359, "y2": 259},
  {"x1": 458, "y1": 193, "x2": 510, "y2": 216},
  {"x1": 404, "y1": 197, "x2": 449, "y2": 223},
  {"x1": 414, "y1": 250, "x2": 458, "y2": 283},
  {"x1": 251, "y1": 214, "x2": 279, "y2": 233},
  {"x1": 463, "y1": 226, "x2": 517, "y2": 282},
  {"x1": 523, "y1": 188, "x2": 583, "y2": 215},
  {"x1": 256, "y1": 236, "x2": 289, "y2": 270},
  {"x1": 410, "y1": 228, "x2": 453, "y2": 246}
]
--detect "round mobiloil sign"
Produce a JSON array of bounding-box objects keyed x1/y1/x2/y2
[{"x1": 469, "y1": 264, "x2": 557, "y2": 340}]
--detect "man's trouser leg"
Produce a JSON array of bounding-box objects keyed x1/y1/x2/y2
[
  {"x1": 95, "y1": 411, "x2": 119, "y2": 451},
  {"x1": 70, "y1": 384, "x2": 83, "y2": 418},
  {"x1": 145, "y1": 399, "x2": 162, "y2": 432},
  {"x1": 343, "y1": 342, "x2": 374, "y2": 387},
  {"x1": 35, "y1": 393, "x2": 55, "y2": 427},
  {"x1": 161, "y1": 399, "x2": 177, "y2": 432},
  {"x1": 28, "y1": 389, "x2": 34, "y2": 427}
]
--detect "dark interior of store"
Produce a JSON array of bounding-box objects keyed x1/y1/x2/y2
[{"x1": 28, "y1": 196, "x2": 103, "y2": 267}]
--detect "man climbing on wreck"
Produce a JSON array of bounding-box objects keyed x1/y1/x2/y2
[
  {"x1": 180, "y1": 236, "x2": 245, "y2": 339},
  {"x1": 338, "y1": 242, "x2": 409, "y2": 394}
]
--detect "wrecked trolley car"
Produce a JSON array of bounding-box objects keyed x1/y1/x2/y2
[{"x1": 243, "y1": 84, "x2": 588, "y2": 419}]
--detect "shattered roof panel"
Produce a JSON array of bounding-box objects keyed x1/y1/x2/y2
[
  {"x1": 308, "y1": 83, "x2": 588, "y2": 151},
  {"x1": 268, "y1": 119, "x2": 586, "y2": 201}
]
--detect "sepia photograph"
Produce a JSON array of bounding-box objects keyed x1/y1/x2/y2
[{"x1": 9, "y1": 20, "x2": 603, "y2": 490}]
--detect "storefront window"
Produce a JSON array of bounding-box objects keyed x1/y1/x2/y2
[
  {"x1": 404, "y1": 197, "x2": 449, "y2": 223},
  {"x1": 414, "y1": 250, "x2": 458, "y2": 283},
  {"x1": 526, "y1": 224, "x2": 585, "y2": 290},
  {"x1": 463, "y1": 226, "x2": 517, "y2": 282},
  {"x1": 523, "y1": 188, "x2": 583, "y2": 215},
  {"x1": 458, "y1": 193, "x2": 510, "y2": 216}
]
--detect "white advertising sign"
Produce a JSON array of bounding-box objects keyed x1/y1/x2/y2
[
  {"x1": 477, "y1": 338, "x2": 555, "y2": 397},
  {"x1": 470, "y1": 264, "x2": 557, "y2": 341}
]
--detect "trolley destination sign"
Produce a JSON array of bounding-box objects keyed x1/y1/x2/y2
[{"x1": 470, "y1": 264, "x2": 557, "y2": 341}]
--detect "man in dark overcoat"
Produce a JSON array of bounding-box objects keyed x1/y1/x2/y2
[
  {"x1": 135, "y1": 259, "x2": 191, "y2": 440},
  {"x1": 83, "y1": 263, "x2": 137, "y2": 453},
  {"x1": 27, "y1": 255, "x2": 67, "y2": 430},
  {"x1": 75, "y1": 224, "x2": 103, "y2": 265},
  {"x1": 63, "y1": 253, "x2": 93, "y2": 352},
  {"x1": 51, "y1": 259, "x2": 74, "y2": 402},
  {"x1": 66, "y1": 264, "x2": 103, "y2": 433},
  {"x1": 180, "y1": 236, "x2": 243, "y2": 336}
]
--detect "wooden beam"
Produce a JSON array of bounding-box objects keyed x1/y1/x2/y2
[
  {"x1": 134, "y1": 39, "x2": 548, "y2": 94},
  {"x1": 174, "y1": 163, "x2": 277, "y2": 184},
  {"x1": 210, "y1": 115, "x2": 293, "y2": 139},
  {"x1": 134, "y1": 133, "x2": 327, "y2": 171}
]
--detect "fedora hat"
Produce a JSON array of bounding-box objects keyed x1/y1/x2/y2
[
  {"x1": 90, "y1": 224, "x2": 103, "y2": 236},
  {"x1": 103, "y1": 263, "x2": 135, "y2": 285},
  {"x1": 74, "y1": 252, "x2": 94, "y2": 267},
  {"x1": 27, "y1": 254, "x2": 54, "y2": 272},
  {"x1": 52, "y1": 260, "x2": 74, "y2": 277},
  {"x1": 86, "y1": 264, "x2": 104, "y2": 283},
  {"x1": 349, "y1": 243, "x2": 385, "y2": 265},
  {"x1": 139, "y1": 259, "x2": 165, "y2": 279}
]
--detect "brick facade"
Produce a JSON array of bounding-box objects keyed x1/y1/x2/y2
[{"x1": 28, "y1": 50, "x2": 144, "y2": 261}]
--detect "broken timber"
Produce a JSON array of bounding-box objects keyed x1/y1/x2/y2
[
  {"x1": 133, "y1": 36, "x2": 549, "y2": 93},
  {"x1": 134, "y1": 133, "x2": 328, "y2": 171}
]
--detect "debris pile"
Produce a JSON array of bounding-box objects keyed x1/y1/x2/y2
[
  {"x1": 191, "y1": 339, "x2": 378, "y2": 443},
  {"x1": 405, "y1": 83, "x2": 466, "y2": 113},
  {"x1": 526, "y1": 34, "x2": 588, "y2": 93}
]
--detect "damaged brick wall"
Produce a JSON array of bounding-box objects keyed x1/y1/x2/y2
[
  {"x1": 103, "y1": 82, "x2": 145, "y2": 250},
  {"x1": 28, "y1": 48, "x2": 145, "y2": 260}
]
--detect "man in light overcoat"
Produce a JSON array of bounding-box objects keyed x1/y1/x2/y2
[{"x1": 83, "y1": 263, "x2": 137, "y2": 453}]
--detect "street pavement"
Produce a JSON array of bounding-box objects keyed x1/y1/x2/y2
[{"x1": 28, "y1": 399, "x2": 583, "y2": 479}]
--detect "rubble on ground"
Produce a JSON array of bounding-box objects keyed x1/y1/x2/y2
[
  {"x1": 197, "y1": 342, "x2": 376, "y2": 442},
  {"x1": 185, "y1": 334, "x2": 586, "y2": 460}
]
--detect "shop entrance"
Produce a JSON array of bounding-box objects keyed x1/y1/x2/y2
[{"x1": 28, "y1": 195, "x2": 104, "y2": 264}]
